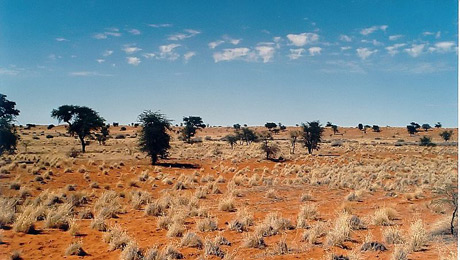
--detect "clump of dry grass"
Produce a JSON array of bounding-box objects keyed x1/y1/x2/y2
[
  {"x1": 0, "y1": 197, "x2": 17, "y2": 228},
  {"x1": 300, "y1": 192, "x2": 313, "y2": 202},
  {"x1": 130, "y1": 190, "x2": 152, "y2": 210},
  {"x1": 372, "y1": 207, "x2": 398, "y2": 226},
  {"x1": 68, "y1": 218, "x2": 80, "y2": 236},
  {"x1": 13, "y1": 206, "x2": 37, "y2": 234},
  {"x1": 273, "y1": 235, "x2": 289, "y2": 255},
  {"x1": 302, "y1": 221, "x2": 327, "y2": 244},
  {"x1": 44, "y1": 203, "x2": 73, "y2": 230},
  {"x1": 296, "y1": 203, "x2": 318, "y2": 228},
  {"x1": 94, "y1": 191, "x2": 123, "y2": 218},
  {"x1": 229, "y1": 207, "x2": 253, "y2": 232},
  {"x1": 104, "y1": 225, "x2": 132, "y2": 251},
  {"x1": 407, "y1": 219, "x2": 428, "y2": 252},
  {"x1": 120, "y1": 241, "x2": 143, "y2": 260},
  {"x1": 166, "y1": 222, "x2": 185, "y2": 237},
  {"x1": 65, "y1": 241, "x2": 87, "y2": 256},
  {"x1": 391, "y1": 245, "x2": 409, "y2": 260},
  {"x1": 9, "y1": 250, "x2": 22, "y2": 260},
  {"x1": 265, "y1": 189, "x2": 277, "y2": 199},
  {"x1": 204, "y1": 238, "x2": 226, "y2": 258},
  {"x1": 197, "y1": 216, "x2": 218, "y2": 232},
  {"x1": 383, "y1": 226, "x2": 405, "y2": 244},
  {"x1": 162, "y1": 244, "x2": 183, "y2": 259},
  {"x1": 326, "y1": 211, "x2": 352, "y2": 248},
  {"x1": 255, "y1": 212, "x2": 294, "y2": 237},
  {"x1": 218, "y1": 196, "x2": 236, "y2": 212},
  {"x1": 180, "y1": 232, "x2": 203, "y2": 248},
  {"x1": 90, "y1": 214, "x2": 107, "y2": 231},
  {"x1": 243, "y1": 232, "x2": 267, "y2": 249}
]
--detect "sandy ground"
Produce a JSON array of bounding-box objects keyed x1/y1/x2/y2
[{"x1": 0, "y1": 125, "x2": 457, "y2": 260}]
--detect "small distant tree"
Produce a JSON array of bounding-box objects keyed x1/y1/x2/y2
[
  {"x1": 224, "y1": 134, "x2": 238, "y2": 149},
  {"x1": 278, "y1": 123, "x2": 287, "y2": 131},
  {"x1": 181, "y1": 116, "x2": 205, "y2": 143},
  {"x1": 259, "y1": 131, "x2": 279, "y2": 160},
  {"x1": 410, "y1": 122, "x2": 421, "y2": 130},
  {"x1": 440, "y1": 130, "x2": 453, "y2": 142},
  {"x1": 96, "y1": 125, "x2": 110, "y2": 145},
  {"x1": 420, "y1": 136, "x2": 435, "y2": 146},
  {"x1": 435, "y1": 122, "x2": 442, "y2": 128},
  {"x1": 422, "y1": 124, "x2": 431, "y2": 131},
  {"x1": 51, "y1": 105, "x2": 105, "y2": 152},
  {"x1": 301, "y1": 121, "x2": 324, "y2": 154},
  {"x1": 372, "y1": 125, "x2": 380, "y2": 132},
  {"x1": 138, "y1": 111, "x2": 171, "y2": 165},
  {"x1": 358, "y1": 123, "x2": 363, "y2": 131},
  {"x1": 289, "y1": 130, "x2": 301, "y2": 154},
  {"x1": 331, "y1": 125, "x2": 339, "y2": 134},
  {"x1": 264, "y1": 122, "x2": 277, "y2": 131},
  {"x1": 326, "y1": 122, "x2": 333, "y2": 127},
  {"x1": 0, "y1": 94, "x2": 20, "y2": 155},
  {"x1": 238, "y1": 127, "x2": 258, "y2": 145},
  {"x1": 407, "y1": 125, "x2": 417, "y2": 135},
  {"x1": 233, "y1": 124, "x2": 241, "y2": 130}
]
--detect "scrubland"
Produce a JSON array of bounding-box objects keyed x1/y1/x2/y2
[{"x1": 0, "y1": 125, "x2": 457, "y2": 260}]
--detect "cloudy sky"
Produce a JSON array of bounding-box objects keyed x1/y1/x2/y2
[{"x1": 0, "y1": 0, "x2": 458, "y2": 126}]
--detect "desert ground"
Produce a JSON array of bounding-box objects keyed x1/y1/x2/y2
[{"x1": 0, "y1": 125, "x2": 457, "y2": 260}]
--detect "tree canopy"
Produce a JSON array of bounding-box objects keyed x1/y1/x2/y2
[
  {"x1": 0, "y1": 94, "x2": 20, "y2": 155},
  {"x1": 301, "y1": 121, "x2": 324, "y2": 154},
  {"x1": 138, "y1": 111, "x2": 171, "y2": 165},
  {"x1": 51, "y1": 105, "x2": 105, "y2": 152}
]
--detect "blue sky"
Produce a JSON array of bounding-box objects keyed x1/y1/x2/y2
[{"x1": 0, "y1": 0, "x2": 458, "y2": 127}]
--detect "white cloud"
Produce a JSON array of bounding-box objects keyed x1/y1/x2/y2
[
  {"x1": 103, "y1": 50, "x2": 114, "y2": 57},
  {"x1": 432, "y1": 41, "x2": 456, "y2": 53},
  {"x1": 208, "y1": 40, "x2": 224, "y2": 49},
  {"x1": 339, "y1": 34, "x2": 352, "y2": 42},
  {"x1": 122, "y1": 46, "x2": 142, "y2": 54},
  {"x1": 158, "y1": 43, "x2": 181, "y2": 60},
  {"x1": 389, "y1": 35, "x2": 403, "y2": 41},
  {"x1": 340, "y1": 46, "x2": 352, "y2": 51},
  {"x1": 69, "y1": 71, "x2": 113, "y2": 77},
  {"x1": 142, "y1": 53, "x2": 156, "y2": 59},
  {"x1": 222, "y1": 35, "x2": 241, "y2": 45},
  {"x1": 55, "y1": 37, "x2": 69, "y2": 42},
  {"x1": 356, "y1": 48, "x2": 377, "y2": 60},
  {"x1": 308, "y1": 47, "x2": 322, "y2": 56},
  {"x1": 288, "y1": 48, "x2": 305, "y2": 60},
  {"x1": 286, "y1": 33, "x2": 319, "y2": 46},
  {"x1": 404, "y1": 44, "x2": 425, "y2": 57},
  {"x1": 128, "y1": 29, "x2": 141, "y2": 35},
  {"x1": 127, "y1": 57, "x2": 141, "y2": 66},
  {"x1": 385, "y1": 43, "x2": 406, "y2": 56},
  {"x1": 255, "y1": 46, "x2": 275, "y2": 63},
  {"x1": 213, "y1": 48, "x2": 250, "y2": 62},
  {"x1": 0, "y1": 68, "x2": 20, "y2": 76},
  {"x1": 96, "y1": 59, "x2": 105, "y2": 63},
  {"x1": 93, "y1": 29, "x2": 122, "y2": 39},
  {"x1": 168, "y1": 29, "x2": 200, "y2": 41},
  {"x1": 360, "y1": 25, "x2": 388, "y2": 36},
  {"x1": 148, "y1": 23, "x2": 173, "y2": 28},
  {"x1": 183, "y1": 51, "x2": 196, "y2": 62}
]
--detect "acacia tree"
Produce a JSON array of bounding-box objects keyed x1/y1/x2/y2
[
  {"x1": 51, "y1": 105, "x2": 105, "y2": 152},
  {"x1": 0, "y1": 94, "x2": 20, "y2": 155},
  {"x1": 259, "y1": 131, "x2": 279, "y2": 160},
  {"x1": 331, "y1": 125, "x2": 339, "y2": 134},
  {"x1": 301, "y1": 121, "x2": 324, "y2": 154},
  {"x1": 181, "y1": 116, "x2": 205, "y2": 143},
  {"x1": 440, "y1": 130, "x2": 453, "y2": 142},
  {"x1": 265, "y1": 122, "x2": 277, "y2": 132},
  {"x1": 422, "y1": 123, "x2": 431, "y2": 131},
  {"x1": 138, "y1": 111, "x2": 171, "y2": 165},
  {"x1": 224, "y1": 134, "x2": 238, "y2": 149},
  {"x1": 236, "y1": 127, "x2": 258, "y2": 145}
]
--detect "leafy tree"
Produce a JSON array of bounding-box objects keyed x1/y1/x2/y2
[
  {"x1": 138, "y1": 111, "x2": 171, "y2": 165},
  {"x1": 407, "y1": 125, "x2": 417, "y2": 135},
  {"x1": 51, "y1": 105, "x2": 105, "y2": 152},
  {"x1": 358, "y1": 123, "x2": 363, "y2": 131},
  {"x1": 264, "y1": 122, "x2": 277, "y2": 131},
  {"x1": 410, "y1": 122, "x2": 421, "y2": 129},
  {"x1": 331, "y1": 125, "x2": 339, "y2": 134},
  {"x1": 238, "y1": 127, "x2": 258, "y2": 145},
  {"x1": 224, "y1": 134, "x2": 238, "y2": 149},
  {"x1": 96, "y1": 125, "x2": 110, "y2": 145},
  {"x1": 289, "y1": 130, "x2": 301, "y2": 154},
  {"x1": 0, "y1": 94, "x2": 20, "y2": 155},
  {"x1": 435, "y1": 122, "x2": 442, "y2": 128},
  {"x1": 422, "y1": 123, "x2": 431, "y2": 131},
  {"x1": 233, "y1": 124, "x2": 241, "y2": 130},
  {"x1": 181, "y1": 116, "x2": 205, "y2": 143},
  {"x1": 440, "y1": 130, "x2": 453, "y2": 142},
  {"x1": 301, "y1": 121, "x2": 324, "y2": 154},
  {"x1": 259, "y1": 131, "x2": 279, "y2": 160},
  {"x1": 326, "y1": 122, "x2": 333, "y2": 127},
  {"x1": 278, "y1": 123, "x2": 286, "y2": 131},
  {"x1": 372, "y1": 125, "x2": 380, "y2": 132},
  {"x1": 419, "y1": 136, "x2": 435, "y2": 146}
]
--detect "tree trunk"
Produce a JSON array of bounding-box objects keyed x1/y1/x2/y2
[
  {"x1": 307, "y1": 145, "x2": 312, "y2": 154},
  {"x1": 150, "y1": 153, "x2": 158, "y2": 165},
  {"x1": 79, "y1": 135, "x2": 86, "y2": 153},
  {"x1": 451, "y1": 205, "x2": 457, "y2": 235}
]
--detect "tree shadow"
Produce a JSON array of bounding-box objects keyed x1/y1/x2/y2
[{"x1": 156, "y1": 162, "x2": 200, "y2": 169}]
